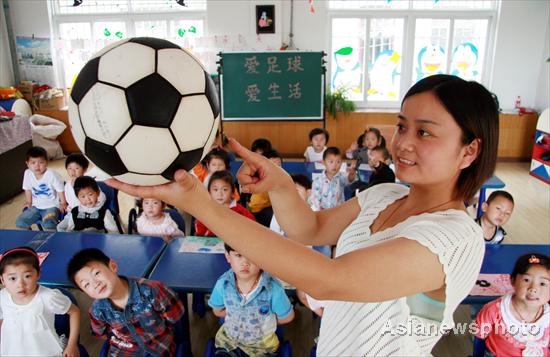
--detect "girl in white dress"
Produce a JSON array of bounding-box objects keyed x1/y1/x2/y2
[{"x1": 0, "y1": 247, "x2": 80, "y2": 357}]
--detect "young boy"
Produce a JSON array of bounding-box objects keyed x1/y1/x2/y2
[
  {"x1": 208, "y1": 244, "x2": 294, "y2": 356},
  {"x1": 16, "y1": 146, "x2": 67, "y2": 230},
  {"x1": 64, "y1": 153, "x2": 90, "y2": 210},
  {"x1": 310, "y1": 147, "x2": 356, "y2": 210},
  {"x1": 304, "y1": 128, "x2": 329, "y2": 163},
  {"x1": 248, "y1": 149, "x2": 283, "y2": 227},
  {"x1": 476, "y1": 190, "x2": 514, "y2": 244},
  {"x1": 67, "y1": 248, "x2": 185, "y2": 356},
  {"x1": 57, "y1": 176, "x2": 119, "y2": 233}
]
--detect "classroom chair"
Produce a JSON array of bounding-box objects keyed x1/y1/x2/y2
[
  {"x1": 54, "y1": 287, "x2": 89, "y2": 356},
  {"x1": 204, "y1": 322, "x2": 292, "y2": 357},
  {"x1": 127, "y1": 207, "x2": 186, "y2": 235},
  {"x1": 472, "y1": 336, "x2": 487, "y2": 357},
  {"x1": 97, "y1": 181, "x2": 125, "y2": 233}
]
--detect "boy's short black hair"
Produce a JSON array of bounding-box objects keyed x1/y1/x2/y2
[
  {"x1": 207, "y1": 148, "x2": 230, "y2": 169},
  {"x1": 263, "y1": 149, "x2": 282, "y2": 162},
  {"x1": 67, "y1": 248, "x2": 112, "y2": 288},
  {"x1": 65, "y1": 153, "x2": 89, "y2": 170},
  {"x1": 309, "y1": 128, "x2": 329, "y2": 143},
  {"x1": 26, "y1": 146, "x2": 47, "y2": 161},
  {"x1": 371, "y1": 146, "x2": 391, "y2": 161},
  {"x1": 0, "y1": 246, "x2": 40, "y2": 275},
  {"x1": 323, "y1": 146, "x2": 341, "y2": 160},
  {"x1": 224, "y1": 243, "x2": 234, "y2": 253},
  {"x1": 251, "y1": 138, "x2": 272, "y2": 153},
  {"x1": 291, "y1": 174, "x2": 311, "y2": 190},
  {"x1": 74, "y1": 176, "x2": 100, "y2": 196},
  {"x1": 208, "y1": 170, "x2": 236, "y2": 192},
  {"x1": 510, "y1": 253, "x2": 550, "y2": 282},
  {"x1": 486, "y1": 190, "x2": 514, "y2": 205}
]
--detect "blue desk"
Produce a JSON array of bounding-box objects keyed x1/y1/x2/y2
[
  {"x1": 36, "y1": 232, "x2": 166, "y2": 288},
  {"x1": 464, "y1": 244, "x2": 550, "y2": 305},
  {"x1": 0, "y1": 229, "x2": 55, "y2": 252}
]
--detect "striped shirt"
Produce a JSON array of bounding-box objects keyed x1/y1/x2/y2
[{"x1": 317, "y1": 183, "x2": 484, "y2": 356}]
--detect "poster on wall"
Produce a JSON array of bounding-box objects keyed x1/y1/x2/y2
[{"x1": 16, "y1": 36, "x2": 55, "y2": 86}]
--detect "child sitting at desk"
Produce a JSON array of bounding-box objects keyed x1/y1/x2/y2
[
  {"x1": 57, "y1": 176, "x2": 119, "y2": 233},
  {"x1": 474, "y1": 253, "x2": 549, "y2": 356},
  {"x1": 67, "y1": 248, "x2": 185, "y2": 356},
  {"x1": 64, "y1": 153, "x2": 90, "y2": 210},
  {"x1": 136, "y1": 198, "x2": 184, "y2": 241},
  {"x1": 304, "y1": 128, "x2": 329, "y2": 163},
  {"x1": 0, "y1": 247, "x2": 81, "y2": 356},
  {"x1": 345, "y1": 127, "x2": 387, "y2": 167},
  {"x1": 195, "y1": 170, "x2": 255, "y2": 237},
  {"x1": 476, "y1": 190, "x2": 514, "y2": 244},
  {"x1": 208, "y1": 243, "x2": 295, "y2": 356}
]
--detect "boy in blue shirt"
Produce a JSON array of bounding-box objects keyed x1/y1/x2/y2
[{"x1": 208, "y1": 244, "x2": 295, "y2": 356}]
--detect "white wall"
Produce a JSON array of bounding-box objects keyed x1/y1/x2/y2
[{"x1": 5, "y1": 0, "x2": 549, "y2": 111}]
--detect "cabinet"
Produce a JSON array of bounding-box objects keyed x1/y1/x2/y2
[{"x1": 529, "y1": 108, "x2": 550, "y2": 184}]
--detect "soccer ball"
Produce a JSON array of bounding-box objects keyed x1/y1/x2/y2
[{"x1": 68, "y1": 37, "x2": 220, "y2": 185}]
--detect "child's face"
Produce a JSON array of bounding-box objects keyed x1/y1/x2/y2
[
  {"x1": 368, "y1": 150, "x2": 386, "y2": 167},
  {"x1": 207, "y1": 157, "x2": 226, "y2": 173},
  {"x1": 1, "y1": 263, "x2": 40, "y2": 302},
  {"x1": 225, "y1": 250, "x2": 261, "y2": 281},
  {"x1": 311, "y1": 133, "x2": 327, "y2": 152},
  {"x1": 269, "y1": 157, "x2": 282, "y2": 167},
  {"x1": 77, "y1": 187, "x2": 100, "y2": 208},
  {"x1": 482, "y1": 196, "x2": 514, "y2": 227},
  {"x1": 324, "y1": 154, "x2": 342, "y2": 175},
  {"x1": 142, "y1": 198, "x2": 164, "y2": 219},
  {"x1": 26, "y1": 156, "x2": 47, "y2": 176},
  {"x1": 512, "y1": 265, "x2": 550, "y2": 308},
  {"x1": 74, "y1": 260, "x2": 120, "y2": 300},
  {"x1": 364, "y1": 132, "x2": 380, "y2": 150},
  {"x1": 67, "y1": 162, "x2": 86, "y2": 180},
  {"x1": 209, "y1": 179, "x2": 233, "y2": 206}
]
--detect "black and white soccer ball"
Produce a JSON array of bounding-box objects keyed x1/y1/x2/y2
[{"x1": 69, "y1": 37, "x2": 220, "y2": 185}]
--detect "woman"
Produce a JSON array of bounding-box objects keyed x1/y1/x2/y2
[{"x1": 109, "y1": 75, "x2": 499, "y2": 355}]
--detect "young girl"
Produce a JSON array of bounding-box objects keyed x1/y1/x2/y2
[
  {"x1": 345, "y1": 127, "x2": 387, "y2": 168},
  {"x1": 195, "y1": 170, "x2": 255, "y2": 237},
  {"x1": 475, "y1": 253, "x2": 549, "y2": 356},
  {"x1": 304, "y1": 128, "x2": 329, "y2": 163},
  {"x1": 0, "y1": 247, "x2": 80, "y2": 356},
  {"x1": 136, "y1": 198, "x2": 184, "y2": 241}
]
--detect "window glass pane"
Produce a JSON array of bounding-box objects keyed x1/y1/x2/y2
[
  {"x1": 57, "y1": 23, "x2": 92, "y2": 87},
  {"x1": 412, "y1": 0, "x2": 495, "y2": 10},
  {"x1": 450, "y1": 19, "x2": 488, "y2": 82},
  {"x1": 329, "y1": 0, "x2": 409, "y2": 10},
  {"x1": 55, "y1": 0, "x2": 128, "y2": 14},
  {"x1": 331, "y1": 18, "x2": 366, "y2": 101},
  {"x1": 93, "y1": 22, "x2": 127, "y2": 47},
  {"x1": 131, "y1": 0, "x2": 206, "y2": 11},
  {"x1": 367, "y1": 18, "x2": 404, "y2": 101},
  {"x1": 135, "y1": 20, "x2": 168, "y2": 38},
  {"x1": 413, "y1": 19, "x2": 449, "y2": 83}
]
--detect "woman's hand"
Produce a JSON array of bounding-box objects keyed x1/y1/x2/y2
[
  {"x1": 106, "y1": 169, "x2": 210, "y2": 213},
  {"x1": 228, "y1": 138, "x2": 293, "y2": 194}
]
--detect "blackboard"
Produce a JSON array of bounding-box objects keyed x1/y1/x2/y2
[{"x1": 219, "y1": 52, "x2": 324, "y2": 121}]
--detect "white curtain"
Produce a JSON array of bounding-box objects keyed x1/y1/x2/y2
[{"x1": 0, "y1": 0, "x2": 15, "y2": 86}]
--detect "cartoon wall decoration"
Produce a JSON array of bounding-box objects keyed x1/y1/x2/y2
[
  {"x1": 256, "y1": 5, "x2": 275, "y2": 34},
  {"x1": 331, "y1": 46, "x2": 362, "y2": 97},
  {"x1": 367, "y1": 50, "x2": 401, "y2": 98},
  {"x1": 416, "y1": 44, "x2": 445, "y2": 81},
  {"x1": 450, "y1": 42, "x2": 479, "y2": 81}
]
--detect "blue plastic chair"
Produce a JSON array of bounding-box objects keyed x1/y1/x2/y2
[
  {"x1": 97, "y1": 181, "x2": 124, "y2": 233},
  {"x1": 472, "y1": 336, "x2": 487, "y2": 357},
  {"x1": 54, "y1": 288, "x2": 89, "y2": 356}
]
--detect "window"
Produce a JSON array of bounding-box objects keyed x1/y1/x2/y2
[
  {"x1": 329, "y1": 0, "x2": 498, "y2": 108},
  {"x1": 50, "y1": 0, "x2": 206, "y2": 89}
]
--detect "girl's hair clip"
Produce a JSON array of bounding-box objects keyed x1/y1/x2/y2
[
  {"x1": 0, "y1": 247, "x2": 39, "y2": 263},
  {"x1": 528, "y1": 255, "x2": 540, "y2": 264}
]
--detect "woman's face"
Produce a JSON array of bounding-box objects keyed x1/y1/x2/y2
[{"x1": 391, "y1": 91, "x2": 475, "y2": 188}]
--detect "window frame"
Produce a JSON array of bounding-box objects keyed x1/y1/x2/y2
[{"x1": 327, "y1": 6, "x2": 498, "y2": 109}]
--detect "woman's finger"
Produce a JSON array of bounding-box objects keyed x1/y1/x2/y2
[{"x1": 105, "y1": 178, "x2": 158, "y2": 198}]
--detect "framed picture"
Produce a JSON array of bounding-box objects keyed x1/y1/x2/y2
[{"x1": 256, "y1": 5, "x2": 275, "y2": 34}]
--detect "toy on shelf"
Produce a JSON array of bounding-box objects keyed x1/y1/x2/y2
[{"x1": 529, "y1": 107, "x2": 550, "y2": 184}]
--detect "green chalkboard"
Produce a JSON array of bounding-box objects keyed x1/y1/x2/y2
[{"x1": 220, "y1": 52, "x2": 324, "y2": 120}]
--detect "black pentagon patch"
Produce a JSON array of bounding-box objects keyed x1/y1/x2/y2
[
  {"x1": 129, "y1": 37, "x2": 180, "y2": 50},
  {"x1": 85, "y1": 137, "x2": 128, "y2": 176},
  {"x1": 126, "y1": 73, "x2": 181, "y2": 128},
  {"x1": 161, "y1": 148, "x2": 204, "y2": 180},
  {"x1": 71, "y1": 57, "x2": 100, "y2": 104},
  {"x1": 204, "y1": 72, "x2": 220, "y2": 118}
]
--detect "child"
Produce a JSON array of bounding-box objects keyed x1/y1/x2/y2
[
  {"x1": 475, "y1": 253, "x2": 549, "y2": 356},
  {"x1": 0, "y1": 247, "x2": 80, "y2": 356},
  {"x1": 67, "y1": 248, "x2": 185, "y2": 356},
  {"x1": 270, "y1": 174, "x2": 313, "y2": 236},
  {"x1": 348, "y1": 145, "x2": 396, "y2": 197},
  {"x1": 195, "y1": 170, "x2": 255, "y2": 237},
  {"x1": 310, "y1": 147, "x2": 356, "y2": 210},
  {"x1": 248, "y1": 149, "x2": 282, "y2": 226},
  {"x1": 345, "y1": 127, "x2": 386, "y2": 168},
  {"x1": 251, "y1": 138, "x2": 273, "y2": 155},
  {"x1": 136, "y1": 198, "x2": 184, "y2": 241},
  {"x1": 304, "y1": 128, "x2": 329, "y2": 163},
  {"x1": 57, "y1": 176, "x2": 119, "y2": 233},
  {"x1": 208, "y1": 243, "x2": 295, "y2": 356},
  {"x1": 16, "y1": 146, "x2": 67, "y2": 230},
  {"x1": 64, "y1": 153, "x2": 90, "y2": 210},
  {"x1": 476, "y1": 190, "x2": 514, "y2": 244},
  {"x1": 203, "y1": 148, "x2": 231, "y2": 186}
]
